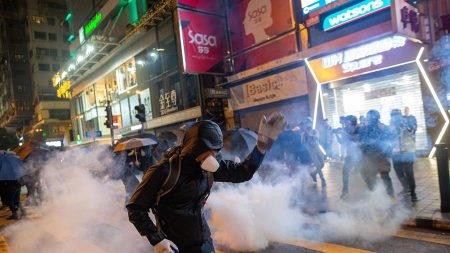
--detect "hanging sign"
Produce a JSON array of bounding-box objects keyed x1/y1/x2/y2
[
  {"x1": 229, "y1": 67, "x2": 308, "y2": 110},
  {"x1": 323, "y1": 0, "x2": 391, "y2": 31}
]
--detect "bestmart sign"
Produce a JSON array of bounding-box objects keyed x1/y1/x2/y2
[{"x1": 323, "y1": 0, "x2": 391, "y2": 31}]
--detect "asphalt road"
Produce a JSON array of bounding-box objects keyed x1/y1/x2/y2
[{"x1": 217, "y1": 228, "x2": 450, "y2": 253}]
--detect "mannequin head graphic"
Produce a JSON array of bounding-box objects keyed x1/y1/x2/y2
[{"x1": 243, "y1": 0, "x2": 273, "y2": 43}]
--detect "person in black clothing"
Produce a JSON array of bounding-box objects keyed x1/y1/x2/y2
[
  {"x1": 339, "y1": 115, "x2": 361, "y2": 199},
  {"x1": 359, "y1": 110, "x2": 395, "y2": 197},
  {"x1": 403, "y1": 107, "x2": 417, "y2": 139},
  {"x1": 127, "y1": 113, "x2": 285, "y2": 253}
]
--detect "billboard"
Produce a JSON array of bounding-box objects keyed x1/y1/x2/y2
[
  {"x1": 228, "y1": 0, "x2": 295, "y2": 53},
  {"x1": 178, "y1": 9, "x2": 227, "y2": 74},
  {"x1": 233, "y1": 32, "x2": 298, "y2": 73},
  {"x1": 178, "y1": 0, "x2": 224, "y2": 14}
]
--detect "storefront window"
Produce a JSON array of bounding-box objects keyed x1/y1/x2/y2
[
  {"x1": 129, "y1": 94, "x2": 140, "y2": 125},
  {"x1": 140, "y1": 88, "x2": 153, "y2": 121},
  {"x1": 162, "y1": 38, "x2": 178, "y2": 71},
  {"x1": 120, "y1": 98, "x2": 131, "y2": 127},
  {"x1": 116, "y1": 58, "x2": 137, "y2": 94}
]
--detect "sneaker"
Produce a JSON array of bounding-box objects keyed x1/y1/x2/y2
[{"x1": 398, "y1": 188, "x2": 410, "y2": 196}]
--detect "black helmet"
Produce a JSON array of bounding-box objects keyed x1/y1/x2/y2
[
  {"x1": 181, "y1": 120, "x2": 223, "y2": 158},
  {"x1": 366, "y1": 110, "x2": 380, "y2": 125}
]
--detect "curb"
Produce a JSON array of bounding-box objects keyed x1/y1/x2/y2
[
  {"x1": 405, "y1": 217, "x2": 450, "y2": 231},
  {"x1": 0, "y1": 236, "x2": 10, "y2": 253}
]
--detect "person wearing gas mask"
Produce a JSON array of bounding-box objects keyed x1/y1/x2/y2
[
  {"x1": 126, "y1": 113, "x2": 285, "y2": 253},
  {"x1": 121, "y1": 147, "x2": 153, "y2": 205},
  {"x1": 359, "y1": 110, "x2": 395, "y2": 198}
]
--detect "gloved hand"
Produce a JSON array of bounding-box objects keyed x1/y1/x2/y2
[
  {"x1": 154, "y1": 239, "x2": 178, "y2": 253},
  {"x1": 257, "y1": 112, "x2": 286, "y2": 153}
]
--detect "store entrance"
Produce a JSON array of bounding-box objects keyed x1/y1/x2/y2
[{"x1": 322, "y1": 67, "x2": 429, "y2": 151}]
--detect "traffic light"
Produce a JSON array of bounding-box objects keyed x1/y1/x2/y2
[
  {"x1": 104, "y1": 105, "x2": 113, "y2": 128},
  {"x1": 135, "y1": 104, "x2": 146, "y2": 123}
]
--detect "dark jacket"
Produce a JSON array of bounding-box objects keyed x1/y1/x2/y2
[{"x1": 126, "y1": 124, "x2": 264, "y2": 253}]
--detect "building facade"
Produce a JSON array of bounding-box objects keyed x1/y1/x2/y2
[
  {"x1": 25, "y1": 0, "x2": 72, "y2": 147},
  {"x1": 0, "y1": 0, "x2": 34, "y2": 130}
]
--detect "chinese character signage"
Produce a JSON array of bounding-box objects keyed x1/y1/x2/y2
[
  {"x1": 308, "y1": 36, "x2": 422, "y2": 83},
  {"x1": 229, "y1": 67, "x2": 308, "y2": 110},
  {"x1": 159, "y1": 89, "x2": 179, "y2": 116},
  {"x1": 178, "y1": 9, "x2": 227, "y2": 74},
  {"x1": 392, "y1": 0, "x2": 423, "y2": 40},
  {"x1": 228, "y1": 0, "x2": 294, "y2": 53}
]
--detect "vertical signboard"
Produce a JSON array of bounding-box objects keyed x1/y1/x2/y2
[
  {"x1": 227, "y1": 0, "x2": 295, "y2": 53},
  {"x1": 391, "y1": 0, "x2": 423, "y2": 40},
  {"x1": 178, "y1": 9, "x2": 227, "y2": 74}
]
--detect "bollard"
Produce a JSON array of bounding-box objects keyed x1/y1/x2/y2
[{"x1": 435, "y1": 143, "x2": 450, "y2": 212}]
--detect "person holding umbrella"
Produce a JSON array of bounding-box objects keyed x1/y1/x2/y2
[
  {"x1": 127, "y1": 112, "x2": 285, "y2": 253},
  {"x1": 0, "y1": 151, "x2": 25, "y2": 219}
]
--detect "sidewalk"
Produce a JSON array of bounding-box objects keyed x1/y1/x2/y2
[{"x1": 321, "y1": 157, "x2": 450, "y2": 231}]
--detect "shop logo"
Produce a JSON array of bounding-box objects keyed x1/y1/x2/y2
[
  {"x1": 247, "y1": 5, "x2": 268, "y2": 21},
  {"x1": 322, "y1": 36, "x2": 407, "y2": 73},
  {"x1": 188, "y1": 30, "x2": 217, "y2": 47},
  {"x1": 323, "y1": 0, "x2": 391, "y2": 32}
]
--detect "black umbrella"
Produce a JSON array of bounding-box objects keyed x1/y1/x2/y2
[{"x1": 230, "y1": 128, "x2": 257, "y2": 155}]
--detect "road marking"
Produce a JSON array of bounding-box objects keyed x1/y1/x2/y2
[
  {"x1": 280, "y1": 239, "x2": 375, "y2": 253},
  {"x1": 0, "y1": 236, "x2": 10, "y2": 253},
  {"x1": 395, "y1": 229, "x2": 450, "y2": 246}
]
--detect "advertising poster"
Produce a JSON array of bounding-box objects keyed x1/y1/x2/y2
[
  {"x1": 178, "y1": 0, "x2": 224, "y2": 14},
  {"x1": 178, "y1": 9, "x2": 227, "y2": 74},
  {"x1": 227, "y1": 0, "x2": 295, "y2": 53},
  {"x1": 233, "y1": 32, "x2": 298, "y2": 72}
]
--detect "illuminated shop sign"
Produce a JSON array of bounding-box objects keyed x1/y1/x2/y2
[
  {"x1": 301, "y1": 0, "x2": 338, "y2": 15},
  {"x1": 308, "y1": 36, "x2": 422, "y2": 83},
  {"x1": 322, "y1": 36, "x2": 407, "y2": 73},
  {"x1": 84, "y1": 13, "x2": 102, "y2": 37},
  {"x1": 323, "y1": 0, "x2": 391, "y2": 31}
]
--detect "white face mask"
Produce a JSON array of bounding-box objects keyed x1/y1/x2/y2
[{"x1": 200, "y1": 155, "x2": 220, "y2": 172}]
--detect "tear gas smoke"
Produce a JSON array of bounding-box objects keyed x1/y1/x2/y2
[
  {"x1": 207, "y1": 161, "x2": 411, "y2": 252},
  {"x1": 4, "y1": 145, "x2": 149, "y2": 253}
]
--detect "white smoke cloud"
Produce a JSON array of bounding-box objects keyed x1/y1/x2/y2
[
  {"x1": 207, "y1": 162, "x2": 411, "y2": 252},
  {"x1": 4, "y1": 145, "x2": 150, "y2": 253},
  {"x1": 4, "y1": 145, "x2": 411, "y2": 253}
]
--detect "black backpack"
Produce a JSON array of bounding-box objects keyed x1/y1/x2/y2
[{"x1": 155, "y1": 147, "x2": 214, "y2": 206}]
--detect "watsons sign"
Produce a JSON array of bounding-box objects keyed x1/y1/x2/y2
[{"x1": 323, "y1": 0, "x2": 391, "y2": 31}]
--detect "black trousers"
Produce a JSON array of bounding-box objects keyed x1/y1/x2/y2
[
  {"x1": 393, "y1": 159, "x2": 416, "y2": 195},
  {"x1": 1, "y1": 181, "x2": 21, "y2": 212}
]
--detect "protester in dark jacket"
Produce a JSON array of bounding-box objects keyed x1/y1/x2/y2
[
  {"x1": 127, "y1": 113, "x2": 285, "y2": 253},
  {"x1": 340, "y1": 115, "x2": 361, "y2": 199},
  {"x1": 359, "y1": 110, "x2": 394, "y2": 197}
]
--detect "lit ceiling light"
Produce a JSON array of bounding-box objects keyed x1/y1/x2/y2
[
  {"x1": 86, "y1": 45, "x2": 94, "y2": 56},
  {"x1": 76, "y1": 55, "x2": 84, "y2": 64}
]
